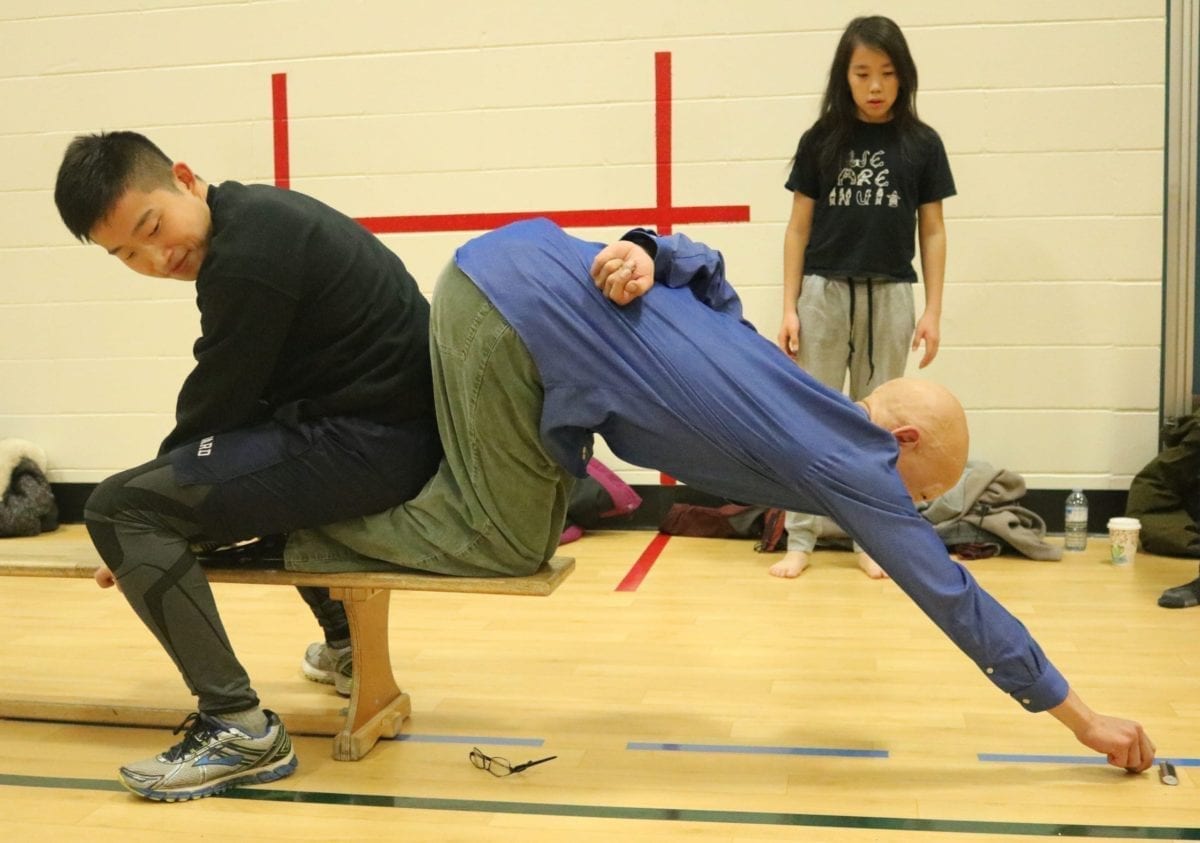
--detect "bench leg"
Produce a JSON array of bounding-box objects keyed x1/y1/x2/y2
[{"x1": 327, "y1": 586, "x2": 411, "y2": 761}]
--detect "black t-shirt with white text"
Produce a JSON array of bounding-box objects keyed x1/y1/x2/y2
[{"x1": 785, "y1": 120, "x2": 955, "y2": 282}]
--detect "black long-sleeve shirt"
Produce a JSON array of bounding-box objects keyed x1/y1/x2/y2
[{"x1": 160, "y1": 181, "x2": 432, "y2": 454}]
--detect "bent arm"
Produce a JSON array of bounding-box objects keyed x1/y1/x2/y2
[
  {"x1": 161, "y1": 279, "x2": 296, "y2": 453},
  {"x1": 650, "y1": 230, "x2": 747, "y2": 321},
  {"x1": 591, "y1": 228, "x2": 748, "y2": 323}
]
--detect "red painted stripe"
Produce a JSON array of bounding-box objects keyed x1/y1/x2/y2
[
  {"x1": 654, "y1": 51, "x2": 672, "y2": 235},
  {"x1": 357, "y1": 205, "x2": 748, "y2": 234},
  {"x1": 615, "y1": 532, "x2": 671, "y2": 592},
  {"x1": 271, "y1": 73, "x2": 290, "y2": 189}
]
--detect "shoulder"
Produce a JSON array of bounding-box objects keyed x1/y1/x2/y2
[
  {"x1": 208, "y1": 182, "x2": 344, "y2": 248},
  {"x1": 796, "y1": 120, "x2": 831, "y2": 152},
  {"x1": 202, "y1": 183, "x2": 320, "y2": 287},
  {"x1": 210, "y1": 181, "x2": 311, "y2": 219},
  {"x1": 906, "y1": 121, "x2": 946, "y2": 151}
]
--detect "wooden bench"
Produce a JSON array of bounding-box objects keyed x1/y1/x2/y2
[{"x1": 0, "y1": 524, "x2": 573, "y2": 761}]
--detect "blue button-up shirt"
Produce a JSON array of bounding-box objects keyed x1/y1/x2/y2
[{"x1": 457, "y1": 218, "x2": 1068, "y2": 712}]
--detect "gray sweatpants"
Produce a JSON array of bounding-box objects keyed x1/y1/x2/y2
[{"x1": 784, "y1": 276, "x2": 914, "y2": 552}]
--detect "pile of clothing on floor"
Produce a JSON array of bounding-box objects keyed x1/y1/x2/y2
[
  {"x1": 915, "y1": 460, "x2": 1060, "y2": 560},
  {"x1": 659, "y1": 460, "x2": 1061, "y2": 562},
  {"x1": 0, "y1": 438, "x2": 58, "y2": 537}
]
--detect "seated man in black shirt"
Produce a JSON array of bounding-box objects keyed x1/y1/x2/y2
[{"x1": 53, "y1": 131, "x2": 443, "y2": 801}]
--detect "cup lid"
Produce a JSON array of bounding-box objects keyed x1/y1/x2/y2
[{"x1": 1107, "y1": 517, "x2": 1141, "y2": 529}]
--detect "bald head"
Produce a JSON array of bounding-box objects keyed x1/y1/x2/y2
[{"x1": 859, "y1": 378, "x2": 969, "y2": 503}]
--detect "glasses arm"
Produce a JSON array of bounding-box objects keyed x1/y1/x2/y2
[{"x1": 509, "y1": 755, "x2": 557, "y2": 774}]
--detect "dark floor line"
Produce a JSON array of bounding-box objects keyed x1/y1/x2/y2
[{"x1": 0, "y1": 774, "x2": 1195, "y2": 838}]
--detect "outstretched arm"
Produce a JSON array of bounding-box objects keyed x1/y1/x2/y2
[
  {"x1": 814, "y1": 467, "x2": 1156, "y2": 776},
  {"x1": 1049, "y1": 688, "x2": 1156, "y2": 773}
]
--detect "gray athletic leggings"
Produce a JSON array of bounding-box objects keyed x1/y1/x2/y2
[
  {"x1": 85, "y1": 415, "x2": 442, "y2": 714},
  {"x1": 85, "y1": 456, "x2": 347, "y2": 714}
]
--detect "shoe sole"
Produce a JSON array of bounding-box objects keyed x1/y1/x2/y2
[
  {"x1": 119, "y1": 752, "x2": 299, "y2": 803},
  {"x1": 303, "y1": 658, "x2": 351, "y2": 697},
  {"x1": 302, "y1": 662, "x2": 350, "y2": 701},
  {"x1": 302, "y1": 658, "x2": 337, "y2": 685}
]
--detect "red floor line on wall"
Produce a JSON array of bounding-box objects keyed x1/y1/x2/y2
[
  {"x1": 271, "y1": 73, "x2": 290, "y2": 189},
  {"x1": 269, "y1": 53, "x2": 749, "y2": 489},
  {"x1": 615, "y1": 532, "x2": 672, "y2": 592},
  {"x1": 654, "y1": 51, "x2": 672, "y2": 236},
  {"x1": 654, "y1": 50, "x2": 677, "y2": 487},
  {"x1": 358, "y1": 205, "x2": 746, "y2": 234},
  {"x1": 267, "y1": 54, "x2": 749, "y2": 237}
]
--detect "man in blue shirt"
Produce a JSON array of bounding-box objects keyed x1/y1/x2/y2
[{"x1": 288, "y1": 218, "x2": 1156, "y2": 775}]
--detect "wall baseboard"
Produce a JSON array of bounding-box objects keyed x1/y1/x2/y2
[{"x1": 49, "y1": 482, "x2": 1129, "y2": 536}]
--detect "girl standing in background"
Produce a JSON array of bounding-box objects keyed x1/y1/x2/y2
[{"x1": 773, "y1": 15, "x2": 956, "y2": 579}]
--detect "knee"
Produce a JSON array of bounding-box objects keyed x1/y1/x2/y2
[
  {"x1": 84, "y1": 473, "x2": 135, "y2": 570},
  {"x1": 84, "y1": 464, "x2": 164, "y2": 533},
  {"x1": 84, "y1": 472, "x2": 126, "y2": 523},
  {"x1": 505, "y1": 546, "x2": 551, "y2": 577}
]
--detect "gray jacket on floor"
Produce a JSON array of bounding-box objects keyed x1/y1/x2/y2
[{"x1": 919, "y1": 460, "x2": 1062, "y2": 561}]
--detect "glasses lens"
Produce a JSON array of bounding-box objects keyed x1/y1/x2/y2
[{"x1": 470, "y1": 748, "x2": 516, "y2": 776}]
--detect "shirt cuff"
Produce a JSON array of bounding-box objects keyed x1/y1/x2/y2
[
  {"x1": 1005, "y1": 664, "x2": 1069, "y2": 713},
  {"x1": 620, "y1": 228, "x2": 658, "y2": 259}
]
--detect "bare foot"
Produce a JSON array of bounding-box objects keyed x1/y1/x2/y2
[
  {"x1": 857, "y1": 552, "x2": 888, "y2": 579},
  {"x1": 770, "y1": 550, "x2": 811, "y2": 578}
]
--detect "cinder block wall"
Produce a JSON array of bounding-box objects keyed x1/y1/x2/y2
[{"x1": 0, "y1": 1, "x2": 1165, "y2": 500}]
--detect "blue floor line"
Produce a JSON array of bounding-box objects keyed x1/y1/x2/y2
[
  {"x1": 627, "y1": 741, "x2": 887, "y2": 758},
  {"x1": 392, "y1": 734, "x2": 544, "y2": 747},
  {"x1": 979, "y1": 753, "x2": 1200, "y2": 766}
]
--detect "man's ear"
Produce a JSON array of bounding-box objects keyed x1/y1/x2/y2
[
  {"x1": 172, "y1": 161, "x2": 199, "y2": 194},
  {"x1": 891, "y1": 425, "x2": 921, "y2": 450}
]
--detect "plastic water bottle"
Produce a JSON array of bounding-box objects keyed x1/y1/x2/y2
[{"x1": 1064, "y1": 489, "x2": 1088, "y2": 551}]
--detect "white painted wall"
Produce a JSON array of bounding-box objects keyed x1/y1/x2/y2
[{"x1": 0, "y1": 0, "x2": 1166, "y2": 490}]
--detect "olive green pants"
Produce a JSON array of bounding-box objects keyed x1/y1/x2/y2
[{"x1": 285, "y1": 262, "x2": 573, "y2": 576}]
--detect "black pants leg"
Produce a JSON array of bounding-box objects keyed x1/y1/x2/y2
[{"x1": 86, "y1": 415, "x2": 441, "y2": 714}]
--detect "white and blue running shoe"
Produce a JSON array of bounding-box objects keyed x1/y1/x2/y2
[{"x1": 118, "y1": 710, "x2": 297, "y2": 802}]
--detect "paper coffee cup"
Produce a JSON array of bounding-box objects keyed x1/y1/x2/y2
[{"x1": 1107, "y1": 517, "x2": 1141, "y2": 566}]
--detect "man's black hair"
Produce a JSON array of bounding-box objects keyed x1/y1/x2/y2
[{"x1": 54, "y1": 131, "x2": 176, "y2": 242}]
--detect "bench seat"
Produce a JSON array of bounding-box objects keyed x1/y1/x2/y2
[{"x1": 0, "y1": 524, "x2": 573, "y2": 760}]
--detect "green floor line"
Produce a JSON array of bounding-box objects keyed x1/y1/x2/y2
[{"x1": 1, "y1": 774, "x2": 1195, "y2": 839}]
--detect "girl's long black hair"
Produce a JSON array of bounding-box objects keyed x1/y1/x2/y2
[{"x1": 802, "y1": 16, "x2": 932, "y2": 183}]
